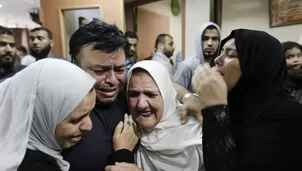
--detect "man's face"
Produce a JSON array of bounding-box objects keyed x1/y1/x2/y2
[
  {"x1": 127, "y1": 37, "x2": 138, "y2": 58},
  {"x1": 202, "y1": 28, "x2": 220, "y2": 61},
  {"x1": 0, "y1": 34, "x2": 16, "y2": 68},
  {"x1": 29, "y1": 30, "x2": 53, "y2": 59},
  {"x1": 79, "y1": 45, "x2": 127, "y2": 104},
  {"x1": 162, "y1": 36, "x2": 175, "y2": 58}
]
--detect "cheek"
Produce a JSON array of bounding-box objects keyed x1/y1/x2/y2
[
  {"x1": 128, "y1": 98, "x2": 137, "y2": 111},
  {"x1": 116, "y1": 73, "x2": 127, "y2": 84},
  {"x1": 55, "y1": 123, "x2": 78, "y2": 141},
  {"x1": 225, "y1": 60, "x2": 241, "y2": 91}
]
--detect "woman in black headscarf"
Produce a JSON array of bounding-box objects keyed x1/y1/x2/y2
[{"x1": 192, "y1": 29, "x2": 302, "y2": 171}]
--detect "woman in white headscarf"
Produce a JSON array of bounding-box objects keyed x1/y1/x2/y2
[
  {"x1": 0, "y1": 58, "x2": 96, "y2": 171},
  {"x1": 127, "y1": 60, "x2": 204, "y2": 171}
]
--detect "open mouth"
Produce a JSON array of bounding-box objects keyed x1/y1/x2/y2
[
  {"x1": 96, "y1": 88, "x2": 118, "y2": 97},
  {"x1": 139, "y1": 111, "x2": 153, "y2": 117}
]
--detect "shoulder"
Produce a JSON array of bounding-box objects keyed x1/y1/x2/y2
[
  {"x1": 18, "y1": 149, "x2": 61, "y2": 171},
  {"x1": 14, "y1": 64, "x2": 27, "y2": 71}
]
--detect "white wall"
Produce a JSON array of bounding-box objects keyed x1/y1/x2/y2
[
  {"x1": 63, "y1": 8, "x2": 100, "y2": 57},
  {"x1": 139, "y1": 0, "x2": 182, "y2": 61},
  {"x1": 221, "y1": 0, "x2": 302, "y2": 42},
  {"x1": 185, "y1": 0, "x2": 210, "y2": 58}
]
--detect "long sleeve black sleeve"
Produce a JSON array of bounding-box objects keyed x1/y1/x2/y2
[
  {"x1": 107, "y1": 149, "x2": 135, "y2": 165},
  {"x1": 202, "y1": 105, "x2": 237, "y2": 171}
]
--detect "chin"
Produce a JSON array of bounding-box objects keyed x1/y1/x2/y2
[
  {"x1": 63, "y1": 142, "x2": 77, "y2": 149},
  {"x1": 136, "y1": 118, "x2": 157, "y2": 129},
  {"x1": 96, "y1": 95, "x2": 118, "y2": 104}
]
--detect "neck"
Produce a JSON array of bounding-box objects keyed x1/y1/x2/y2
[{"x1": 0, "y1": 65, "x2": 13, "y2": 75}]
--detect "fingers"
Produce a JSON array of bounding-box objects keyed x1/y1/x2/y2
[
  {"x1": 105, "y1": 165, "x2": 122, "y2": 171},
  {"x1": 128, "y1": 115, "x2": 134, "y2": 132},
  {"x1": 180, "y1": 106, "x2": 188, "y2": 124},
  {"x1": 123, "y1": 114, "x2": 130, "y2": 132},
  {"x1": 113, "y1": 121, "x2": 123, "y2": 137}
]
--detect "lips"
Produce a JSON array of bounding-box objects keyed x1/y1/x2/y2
[
  {"x1": 70, "y1": 135, "x2": 82, "y2": 143},
  {"x1": 138, "y1": 111, "x2": 153, "y2": 117},
  {"x1": 97, "y1": 88, "x2": 118, "y2": 98}
]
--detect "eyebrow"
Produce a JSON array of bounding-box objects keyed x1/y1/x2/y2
[{"x1": 91, "y1": 64, "x2": 126, "y2": 69}]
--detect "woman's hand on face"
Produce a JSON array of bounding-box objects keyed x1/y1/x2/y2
[
  {"x1": 113, "y1": 114, "x2": 140, "y2": 152},
  {"x1": 192, "y1": 63, "x2": 228, "y2": 107},
  {"x1": 105, "y1": 162, "x2": 142, "y2": 171}
]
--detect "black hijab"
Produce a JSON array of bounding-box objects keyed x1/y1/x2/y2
[
  {"x1": 220, "y1": 29, "x2": 290, "y2": 124},
  {"x1": 217, "y1": 29, "x2": 302, "y2": 170}
]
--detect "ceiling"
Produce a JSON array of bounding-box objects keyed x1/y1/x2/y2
[{"x1": 0, "y1": 0, "x2": 41, "y2": 28}]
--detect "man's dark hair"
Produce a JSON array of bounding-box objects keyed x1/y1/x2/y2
[
  {"x1": 282, "y1": 41, "x2": 302, "y2": 53},
  {"x1": 125, "y1": 31, "x2": 138, "y2": 39},
  {"x1": 17, "y1": 46, "x2": 28, "y2": 54},
  {"x1": 206, "y1": 25, "x2": 218, "y2": 30},
  {"x1": 30, "y1": 27, "x2": 53, "y2": 40},
  {"x1": 69, "y1": 20, "x2": 127, "y2": 65},
  {"x1": 155, "y1": 34, "x2": 172, "y2": 49},
  {"x1": 0, "y1": 25, "x2": 14, "y2": 36}
]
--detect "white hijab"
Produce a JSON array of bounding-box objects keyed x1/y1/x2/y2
[
  {"x1": 127, "y1": 61, "x2": 204, "y2": 171},
  {"x1": 0, "y1": 59, "x2": 96, "y2": 171}
]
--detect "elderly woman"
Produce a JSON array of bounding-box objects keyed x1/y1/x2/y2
[
  {"x1": 192, "y1": 29, "x2": 302, "y2": 171},
  {"x1": 126, "y1": 60, "x2": 204, "y2": 171},
  {"x1": 0, "y1": 59, "x2": 96, "y2": 171}
]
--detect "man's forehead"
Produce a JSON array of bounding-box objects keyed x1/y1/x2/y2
[
  {"x1": 203, "y1": 28, "x2": 219, "y2": 37},
  {"x1": 165, "y1": 36, "x2": 173, "y2": 43},
  {"x1": 30, "y1": 30, "x2": 48, "y2": 38},
  {"x1": 127, "y1": 38, "x2": 138, "y2": 44},
  {"x1": 0, "y1": 34, "x2": 15, "y2": 43}
]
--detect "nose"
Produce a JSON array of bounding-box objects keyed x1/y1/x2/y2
[
  {"x1": 207, "y1": 39, "x2": 213, "y2": 46},
  {"x1": 137, "y1": 95, "x2": 148, "y2": 109},
  {"x1": 80, "y1": 115, "x2": 93, "y2": 132},
  {"x1": 214, "y1": 53, "x2": 224, "y2": 66},
  {"x1": 130, "y1": 45, "x2": 135, "y2": 51},
  {"x1": 105, "y1": 70, "x2": 119, "y2": 85}
]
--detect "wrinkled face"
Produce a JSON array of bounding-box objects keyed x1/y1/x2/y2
[
  {"x1": 202, "y1": 28, "x2": 220, "y2": 61},
  {"x1": 127, "y1": 37, "x2": 138, "y2": 58},
  {"x1": 55, "y1": 89, "x2": 96, "y2": 149},
  {"x1": 214, "y1": 38, "x2": 241, "y2": 92},
  {"x1": 0, "y1": 34, "x2": 16, "y2": 67},
  {"x1": 160, "y1": 36, "x2": 175, "y2": 58},
  {"x1": 79, "y1": 45, "x2": 127, "y2": 104},
  {"x1": 128, "y1": 71, "x2": 164, "y2": 129},
  {"x1": 29, "y1": 30, "x2": 53, "y2": 58},
  {"x1": 285, "y1": 47, "x2": 302, "y2": 70}
]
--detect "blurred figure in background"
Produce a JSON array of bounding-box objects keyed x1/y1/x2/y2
[
  {"x1": 125, "y1": 31, "x2": 138, "y2": 73},
  {"x1": 282, "y1": 41, "x2": 302, "y2": 103},
  {"x1": 16, "y1": 45, "x2": 36, "y2": 66}
]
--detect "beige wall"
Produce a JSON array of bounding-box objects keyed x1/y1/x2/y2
[
  {"x1": 40, "y1": 0, "x2": 125, "y2": 57},
  {"x1": 139, "y1": 0, "x2": 182, "y2": 61},
  {"x1": 221, "y1": 0, "x2": 302, "y2": 42}
]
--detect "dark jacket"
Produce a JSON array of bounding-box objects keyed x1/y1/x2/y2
[
  {"x1": 18, "y1": 149, "x2": 61, "y2": 171},
  {"x1": 62, "y1": 92, "x2": 128, "y2": 171},
  {"x1": 202, "y1": 29, "x2": 302, "y2": 171},
  {"x1": 0, "y1": 63, "x2": 26, "y2": 80},
  {"x1": 284, "y1": 69, "x2": 302, "y2": 103}
]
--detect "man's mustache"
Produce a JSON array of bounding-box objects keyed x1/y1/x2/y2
[{"x1": 0, "y1": 53, "x2": 13, "y2": 58}]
